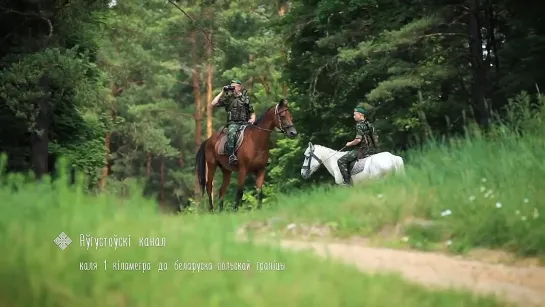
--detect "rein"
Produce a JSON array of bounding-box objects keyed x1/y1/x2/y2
[
  {"x1": 249, "y1": 103, "x2": 293, "y2": 135},
  {"x1": 301, "y1": 146, "x2": 346, "y2": 172}
]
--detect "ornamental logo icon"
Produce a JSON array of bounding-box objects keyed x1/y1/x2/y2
[{"x1": 54, "y1": 232, "x2": 72, "y2": 250}]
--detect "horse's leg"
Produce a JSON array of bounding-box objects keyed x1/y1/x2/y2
[
  {"x1": 233, "y1": 168, "x2": 247, "y2": 212},
  {"x1": 217, "y1": 167, "x2": 232, "y2": 212},
  {"x1": 205, "y1": 161, "x2": 217, "y2": 212},
  {"x1": 255, "y1": 168, "x2": 266, "y2": 209}
]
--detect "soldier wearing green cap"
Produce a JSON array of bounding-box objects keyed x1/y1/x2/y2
[
  {"x1": 337, "y1": 106, "x2": 379, "y2": 185},
  {"x1": 211, "y1": 79, "x2": 256, "y2": 165}
]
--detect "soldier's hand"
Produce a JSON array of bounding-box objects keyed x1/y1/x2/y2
[
  {"x1": 345, "y1": 142, "x2": 351, "y2": 147},
  {"x1": 248, "y1": 119, "x2": 255, "y2": 124}
]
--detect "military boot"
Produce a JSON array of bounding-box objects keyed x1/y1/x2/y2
[
  {"x1": 229, "y1": 154, "x2": 238, "y2": 165},
  {"x1": 339, "y1": 176, "x2": 352, "y2": 186}
]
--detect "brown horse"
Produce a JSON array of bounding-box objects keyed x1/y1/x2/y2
[{"x1": 195, "y1": 98, "x2": 297, "y2": 212}]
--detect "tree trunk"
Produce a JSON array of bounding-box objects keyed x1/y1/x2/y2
[
  {"x1": 146, "y1": 152, "x2": 151, "y2": 176},
  {"x1": 484, "y1": 0, "x2": 499, "y2": 73},
  {"x1": 467, "y1": 0, "x2": 490, "y2": 128},
  {"x1": 190, "y1": 31, "x2": 202, "y2": 151},
  {"x1": 190, "y1": 31, "x2": 202, "y2": 198},
  {"x1": 258, "y1": 75, "x2": 272, "y2": 95},
  {"x1": 178, "y1": 151, "x2": 184, "y2": 167},
  {"x1": 98, "y1": 130, "x2": 110, "y2": 190},
  {"x1": 160, "y1": 155, "x2": 165, "y2": 204},
  {"x1": 278, "y1": 3, "x2": 289, "y2": 97},
  {"x1": 206, "y1": 29, "x2": 214, "y2": 138},
  {"x1": 98, "y1": 83, "x2": 118, "y2": 190},
  {"x1": 31, "y1": 75, "x2": 51, "y2": 179},
  {"x1": 248, "y1": 54, "x2": 255, "y2": 93}
]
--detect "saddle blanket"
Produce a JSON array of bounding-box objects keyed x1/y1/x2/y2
[
  {"x1": 349, "y1": 156, "x2": 369, "y2": 175},
  {"x1": 215, "y1": 125, "x2": 248, "y2": 155}
]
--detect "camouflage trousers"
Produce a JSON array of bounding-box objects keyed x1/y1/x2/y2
[
  {"x1": 225, "y1": 123, "x2": 243, "y2": 155},
  {"x1": 337, "y1": 147, "x2": 375, "y2": 182},
  {"x1": 337, "y1": 150, "x2": 358, "y2": 182}
]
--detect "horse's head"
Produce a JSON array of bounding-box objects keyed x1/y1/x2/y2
[
  {"x1": 273, "y1": 98, "x2": 297, "y2": 139},
  {"x1": 301, "y1": 142, "x2": 322, "y2": 179}
]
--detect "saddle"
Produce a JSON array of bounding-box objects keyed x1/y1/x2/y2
[
  {"x1": 215, "y1": 125, "x2": 248, "y2": 156},
  {"x1": 348, "y1": 154, "x2": 374, "y2": 176}
]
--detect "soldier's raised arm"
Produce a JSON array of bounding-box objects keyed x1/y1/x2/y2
[
  {"x1": 247, "y1": 98, "x2": 256, "y2": 124},
  {"x1": 211, "y1": 85, "x2": 232, "y2": 107}
]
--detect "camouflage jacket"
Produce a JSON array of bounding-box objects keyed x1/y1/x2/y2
[
  {"x1": 355, "y1": 119, "x2": 379, "y2": 149},
  {"x1": 216, "y1": 92, "x2": 254, "y2": 124}
]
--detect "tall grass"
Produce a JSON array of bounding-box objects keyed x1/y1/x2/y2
[
  {"x1": 0, "y1": 162, "x2": 502, "y2": 306},
  {"x1": 0, "y1": 92, "x2": 542, "y2": 306}
]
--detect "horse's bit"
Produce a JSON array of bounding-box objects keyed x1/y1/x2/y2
[{"x1": 301, "y1": 146, "x2": 323, "y2": 173}]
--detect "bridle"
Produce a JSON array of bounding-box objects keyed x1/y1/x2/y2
[
  {"x1": 252, "y1": 103, "x2": 294, "y2": 135},
  {"x1": 301, "y1": 146, "x2": 323, "y2": 174},
  {"x1": 274, "y1": 104, "x2": 295, "y2": 134},
  {"x1": 301, "y1": 145, "x2": 346, "y2": 176}
]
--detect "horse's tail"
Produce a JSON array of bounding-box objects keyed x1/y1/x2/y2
[
  {"x1": 195, "y1": 139, "x2": 207, "y2": 195},
  {"x1": 393, "y1": 155, "x2": 405, "y2": 175}
]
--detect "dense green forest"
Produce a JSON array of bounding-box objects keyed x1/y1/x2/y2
[{"x1": 1, "y1": 0, "x2": 544, "y2": 211}]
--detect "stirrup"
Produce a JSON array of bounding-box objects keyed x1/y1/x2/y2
[
  {"x1": 228, "y1": 154, "x2": 238, "y2": 165},
  {"x1": 339, "y1": 178, "x2": 352, "y2": 186}
]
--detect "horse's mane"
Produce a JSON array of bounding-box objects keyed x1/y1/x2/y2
[
  {"x1": 254, "y1": 105, "x2": 276, "y2": 125},
  {"x1": 313, "y1": 144, "x2": 346, "y2": 155}
]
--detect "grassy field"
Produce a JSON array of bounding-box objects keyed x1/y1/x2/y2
[
  {"x1": 0, "y1": 168, "x2": 504, "y2": 307},
  {"x1": 262, "y1": 129, "x2": 544, "y2": 257},
  {"x1": 1, "y1": 105, "x2": 543, "y2": 306}
]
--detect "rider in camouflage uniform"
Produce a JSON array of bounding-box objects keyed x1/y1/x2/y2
[
  {"x1": 337, "y1": 107, "x2": 379, "y2": 185},
  {"x1": 211, "y1": 79, "x2": 256, "y2": 165}
]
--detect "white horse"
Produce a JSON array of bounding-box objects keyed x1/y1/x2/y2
[{"x1": 300, "y1": 142, "x2": 405, "y2": 185}]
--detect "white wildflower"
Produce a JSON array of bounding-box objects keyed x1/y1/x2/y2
[
  {"x1": 286, "y1": 223, "x2": 297, "y2": 230},
  {"x1": 468, "y1": 195, "x2": 476, "y2": 201},
  {"x1": 377, "y1": 194, "x2": 383, "y2": 199},
  {"x1": 481, "y1": 178, "x2": 487, "y2": 183},
  {"x1": 533, "y1": 208, "x2": 539, "y2": 219},
  {"x1": 515, "y1": 210, "x2": 520, "y2": 215},
  {"x1": 402, "y1": 236, "x2": 409, "y2": 242},
  {"x1": 484, "y1": 190, "x2": 494, "y2": 198},
  {"x1": 521, "y1": 216, "x2": 527, "y2": 221},
  {"x1": 446, "y1": 240, "x2": 452, "y2": 246},
  {"x1": 495, "y1": 202, "x2": 502, "y2": 208},
  {"x1": 523, "y1": 198, "x2": 529, "y2": 203},
  {"x1": 441, "y1": 209, "x2": 452, "y2": 217},
  {"x1": 480, "y1": 186, "x2": 486, "y2": 192}
]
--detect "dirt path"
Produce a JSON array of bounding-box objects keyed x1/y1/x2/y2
[{"x1": 274, "y1": 240, "x2": 545, "y2": 306}]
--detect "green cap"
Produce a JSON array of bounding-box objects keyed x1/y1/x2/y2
[
  {"x1": 231, "y1": 79, "x2": 242, "y2": 85},
  {"x1": 354, "y1": 107, "x2": 366, "y2": 114}
]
